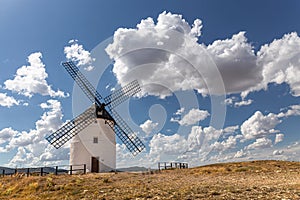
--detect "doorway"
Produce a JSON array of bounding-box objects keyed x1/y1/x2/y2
[{"x1": 91, "y1": 157, "x2": 99, "y2": 173}]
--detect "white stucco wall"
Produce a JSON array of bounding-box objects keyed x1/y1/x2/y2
[{"x1": 70, "y1": 118, "x2": 116, "y2": 172}]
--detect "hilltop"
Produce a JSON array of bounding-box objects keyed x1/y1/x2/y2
[{"x1": 0, "y1": 160, "x2": 300, "y2": 199}]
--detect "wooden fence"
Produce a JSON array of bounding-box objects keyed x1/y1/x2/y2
[
  {"x1": 158, "y1": 162, "x2": 188, "y2": 170},
  {"x1": 0, "y1": 164, "x2": 86, "y2": 177}
]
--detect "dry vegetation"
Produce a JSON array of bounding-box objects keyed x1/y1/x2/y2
[{"x1": 1, "y1": 160, "x2": 300, "y2": 199}]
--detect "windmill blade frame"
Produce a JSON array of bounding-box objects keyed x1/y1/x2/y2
[
  {"x1": 62, "y1": 61, "x2": 103, "y2": 106},
  {"x1": 105, "y1": 108, "x2": 145, "y2": 155},
  {"x1": 104, "y1": 80, "x2": 141, "y2": 109},
  {"x1": 46, "y1": 105, "x2": 96, "y2": 149}
]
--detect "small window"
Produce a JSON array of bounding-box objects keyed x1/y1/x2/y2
[{"x1": 93, "y1": 137, "x2": 98, "y2": 144}]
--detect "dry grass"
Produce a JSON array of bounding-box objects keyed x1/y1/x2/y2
[{"x1": 1, "y1": 160, "x2": 300, "y2": 199}]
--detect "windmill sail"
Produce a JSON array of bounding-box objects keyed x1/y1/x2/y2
[
  {"x1": 46, "y1": 105, "x2": 96, "y2": 149},
  {"x1": 105, "y1": 109, "x2": 145, "y2": 155},
  {"x1": 104, "y1": 80, "x2": 141, "y2": 109},
  {"x1": 62, "y1": 62, "x2": 103, "y2": 106}
]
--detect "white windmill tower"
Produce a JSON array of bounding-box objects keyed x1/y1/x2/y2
[{"x1": 46, "y1": 61, "x2": 145, "y2": 172}]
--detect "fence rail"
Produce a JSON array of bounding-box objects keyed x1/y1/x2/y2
[
  {"x1": 158, "y1": 162, "x2": 188, "y2": 170},
  {"x1": 0, "y1": 164, "x2": 86, "y2": 177}
]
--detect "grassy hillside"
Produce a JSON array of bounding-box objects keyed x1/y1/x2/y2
[{"x1": 0, "y1": 160, "x2": 300, "y2": 199}]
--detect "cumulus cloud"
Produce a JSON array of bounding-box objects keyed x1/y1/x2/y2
[
  {"x1": 0, "y1": 93, "x2": 19, "y2": 107},
  {"x1": 211, "y1": 135, "x2": 242, "y2": 152},
  {"x1": 140, "y1": 120, "x2": 159, "y2": 135},
  {"x1": 240, "y1": 111, "x2": 282, "y2": 140},
  {"x1": 64, "y1": 40, "x2": 95, "y2": 71},
  {"x1": 105, "y1": 12, "x2": 261, "y2": 98},
  {"x1": 237, "y1": 106, "x2": 300, "y2": 150},
  {"x1": 275, "y1": 133, "x2": 284, "y2": 144},
  {"x1": 234, "y1": 99, "x2": 253, "y2": 107},
  {"x1": 4, "y1": 52, "x2": 67, "y2": 98},
  {"x1": 171, "y1": 108, "x2": 210, "y2": 126},
  {"x1": 273, "y1": 149, "x2": 284, "y2": 155},
  {"x1": 279, "y1": 104, "x2": 300, "y2": 117},
  {"x1": 207, "y1": 32, "x2": 262, "y2": 94},
  {"x1": 0, "y1": 100, "x2": 69, "y2": 166},
  {"x1": 244, "y1": 32, "x2": 300, "y2": 97},
  {"x1": 106, "y1": 11, "x2": 300, "y2": 101},
  {"x1": 175, "y1": 107, "x2": 185, "y2": 115},
  {"x1": 246, "y1": 137, "x2": 273, "y2": 150},
  {"x1": 115, "y1": 106, "x2": 300, "y2": 167},
  {"x1": 0, "y1": 127, "x2": 18, "y2": 145},
  {"x1": 225, "y1": 96, "x2": 253, "y2": 107},
  {"x1": 149, "y1": 133, "x2": 188, "y2": 162},
  {"x1": 234, "y1": 149, "x2": 248, "y2": 158},
  {"x1": 143, "y1": 125, "x2": 239, "y2": 166},
  {"x1": 106, "y1": 11, "x2": 227, "y2": 98},
  {"x1": 187, "y1": 126, "x2": 222, "y2": 152}
]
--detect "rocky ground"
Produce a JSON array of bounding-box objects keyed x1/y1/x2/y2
[{"x1": 0, "y1": 160, "x2": 300, "y2": 199}]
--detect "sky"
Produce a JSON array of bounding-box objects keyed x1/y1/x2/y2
[{"x1": 0, "y1": 0, "x2": 300, "y2": 168}]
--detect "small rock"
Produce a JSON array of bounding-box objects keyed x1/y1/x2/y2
[{"x1": 83, "y1": 189, "x2": 88, "y2": 194}]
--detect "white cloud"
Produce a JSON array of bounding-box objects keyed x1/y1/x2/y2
[
  {"x1": 243, "y1": 32, "x2": 300, "y2": 97},
  {"x1": 140, "y1": 120, "x2": 158, "y2": 135},
  {"x1": 234, "y1": 99, "x2": 253, "y2": 107},
  {"x1": 4, "y1": 52, "x2": 67, "y2": 98},
  {"x1": 106, "y1": 12, "x2": 260, "y2": 97},
  {"x1": 211, "y1": 135, "x2": 242, "y2": 152},
  {"x1": 0, "y1": 127, "x2": 18, "y2": 145},
  {"x1": 116, "y1": 119, "x2": 296, "y2": 168},
  {"x1": 223, "y1": 125, "x2": 239, "y2": 133},
  {"x1": 64, "y1": 40, "x2": 95, "y2": 71},
  {"x1": 171, "y1": 108, "x2": 210, "y2": 126},
  {"x1": 279, "y1": 104, "x2": 300, "y2": 117},
  {"x1": 137, "y1": 126, "x2": 223, "y2": 165},
  {"x1": 187, "y1": 126, "x2": 222, "y2": 152},
  {"x1": 225, "y1": 96, "x2": 253, "y2": 107},
  {"x1": 207, "y1": 31, "x2": 262, "y2": 94},
  {"x1": 275, "y1": 133, "x2": 284, "y2": 144},
  {"x1": 0, "y1": 93, "x2": 19, "y2": 107},
  {"x1": 224, "y1": 97, "x2": 235, "y2": 106},
  {"x1": 240, "y1": 111, "x2": 282, "y2": 140},
  {"x1": 149, "y1": 133, "x2": 188, "y2": 161},
  {"x1": 106, "y1": 11, "x2": 227, "y2": 98},
  {"x1": 175, "y1": 107, "x2": 185, "y2": 115},
  {"x1": 234, "y1": 149, "x2": 248, "y2": 158},
  {"x1": 246, "y1": 137, "x2": 273, "y2": 150},
  {"x1": 0, "y1": 99, "x2": 69, "y2": 166},
  {"x1": 273, "y1": 150, "x2": 284, "y2": 155},
  {"x1": 106, "y1": 11, "x2": 300, "y2": 101}
]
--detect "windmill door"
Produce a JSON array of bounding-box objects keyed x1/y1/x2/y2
[{"x1": 91, "y1": 157, "x2": 99, "y2": 173}]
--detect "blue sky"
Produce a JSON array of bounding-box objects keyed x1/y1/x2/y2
[{"x1": 1, "y1": 0, "x2": 300, "y2": 168}]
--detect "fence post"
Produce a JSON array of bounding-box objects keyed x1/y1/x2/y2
[
  {"x1": 2, "y1": 169, "x2": 4, "y2": 177},
  {"x1": 70, "y1": 165, "x2": 72, "y2": 175},
  {"x1": 14, "y1": 168, "x2": 17, "y2": 175},
  {"x1": 83, "y1": 164, "x2": 86, "y2": 174},
  {"x1": 40, "y1": 167, "x2": 43, "y2": 176},
  {"x1": 27, "y1": 168, "x2": 30, "y2": 177},
  {"x1": 55, "y1": 166, "x2": 58, "y2": 175}
]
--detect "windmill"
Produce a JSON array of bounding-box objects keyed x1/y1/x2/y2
[{"x1": 46, "y1": 61, "x2": 145, "y2": 172}]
